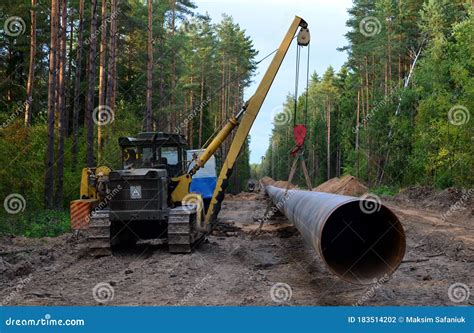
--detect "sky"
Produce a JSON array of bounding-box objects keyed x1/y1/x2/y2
[{"x1": 193, "y1": 0, "x2": 352, "y2": 163}]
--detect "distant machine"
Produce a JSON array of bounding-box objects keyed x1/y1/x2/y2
[{"x1": 247, "y1": 179, "x2": 257, "y2": 192}]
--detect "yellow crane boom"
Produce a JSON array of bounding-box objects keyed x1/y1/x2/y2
[
  {"x1": 205, "y1": 16, "x2": 309, "y2": 224},
  {"x1": 171, "y1": 16, "x2": 310, "y2": 225}
]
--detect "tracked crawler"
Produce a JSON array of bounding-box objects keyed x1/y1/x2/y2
[{"x1": 70, "y1": 16, "x2": 312, "y2": 255}]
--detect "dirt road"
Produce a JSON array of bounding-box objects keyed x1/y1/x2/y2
[{"x1": 0, "y1": 191, "x2": 472, "y2": 306}]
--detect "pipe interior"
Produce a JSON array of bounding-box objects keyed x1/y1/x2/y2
[{"x1": 320, "y1": 201, "x2": 405, "y2": 284}]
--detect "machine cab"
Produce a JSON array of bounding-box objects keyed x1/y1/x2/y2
[{"x1": 118, "y1": 132, "x2": 188, "y2": 178}]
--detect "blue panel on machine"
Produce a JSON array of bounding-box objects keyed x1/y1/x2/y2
[
  {"x1": 187, "y1": 150, "x2": 217, "y2": 199},
  {"x1": 190, "y1": 177, "x2": 217, "y2": 199}
]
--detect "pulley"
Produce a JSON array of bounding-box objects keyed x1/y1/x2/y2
[{"x1": 297, "y1": 27, "x2": 310, "y2": 46}]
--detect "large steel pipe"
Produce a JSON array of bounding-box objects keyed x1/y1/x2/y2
[{"x1": 265, "y1": 185, "x2": 406, "y2": 284}]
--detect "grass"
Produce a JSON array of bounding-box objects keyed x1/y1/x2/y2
[
  {"x1": 0, "y1": 210, "x2": 70, "y2": 238},
  {"x1": 370, "y1": 185, "x2": 400, "y2": 197}
]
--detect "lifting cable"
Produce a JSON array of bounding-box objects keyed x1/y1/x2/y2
[
  {"x1": 287, "y1": 41, "x2": 311, "y2": 189},
  {"x1": 293, "y1": 43, "x2": 311, "y2": 128},
  {"x1": 304, "y1": 43, "x2": 310, "y2": 127},
  {"x1": 294, "y1": 45, "x2": 300, "y2": 127},
  {"x1": 200, "y1": 37, "x2": 298, "y2": 150}
]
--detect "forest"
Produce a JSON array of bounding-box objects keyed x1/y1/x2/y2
[
  {"x1": 0, "y1": 0, "x2": 256, "y2": 234},
  {"x1": 261, "y1": 0, "x2": 473, "y2": 192},
  {"x1": 0, "y1": 0, "x2": 473, "y2": 236}
]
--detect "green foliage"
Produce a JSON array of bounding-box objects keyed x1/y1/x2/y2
[
  {"x1": 0, "y1": 0, "x2": 258, "y2": 237},
  {"x1": 408, "y1": 7, "x2": 474, "y2": 188},
  {"x1": 2, "y1": 0, "x2": 471, "y2": 239},
  {"x1": 264, "y1": 0, "x2": 472, "y2": 190},
  {"x1": 0, "y1": 210, "x2": 70, "y2": 237},
  {"x1": 371, "y1": 185, "x2": 399, "y2": 197}
]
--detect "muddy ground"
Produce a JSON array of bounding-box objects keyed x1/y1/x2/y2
[{"x1": 0, "y1": 190, "x2": 472, "y2": 306}]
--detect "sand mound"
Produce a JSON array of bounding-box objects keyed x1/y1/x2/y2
[
  {"x1": 312, "y1": 177, "x2": 341, "y2": 193},
  {"x1": 313, "y1": 175, "x2": 368, "y2": 197},
  {"x1": 225, "y1": 192, "x2": 262, "y2": 201},
  {"x1": 260, "y1": 177, "x2": 296, "y2": 189},
  {"x1": 260, "y1": 175, "x2": 365, "y2": 196}
]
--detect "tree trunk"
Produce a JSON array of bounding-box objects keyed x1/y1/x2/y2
[
  {"x1": 6, "y1": 47, "x2": 12, "y2": 102},
  {"x1": 54, "y1": 14, "x2": 61, "y2": 119},
  {"x1": 144, "y1": 0, "x2": 153, "y2": 131},
  {"x1": 86, "y1": 0, "x2": 99, "y2": 167},
  {"x1": 365, "y1": 56, "x2": 369, "y2": 112},
  {"x1": 308, "y1": 123, "x2": 313, "y2": 178},
  {"x1": 387, "y1": 22, "x2": 392, "y2": 95},
  {"x1": 72, "y1": 0, "x2": 84, "y2": 170},
  {"x1": 198, "y1": 71, "x2": 204, "y2": 147},
  {"x1": 359, "y1": 71, "x2": 365, "y2": 117},
  {"x1": 158, "y1": 56, "x2": 165, "y2": 131},
  {"x1": 170, "y1": 0, "x2": 176, "y2": 132},
  {"x1": 110, "y1": 0, "x2": 119, "y2": 121},
  {"x1": 158, "y1": 15, "x2": 165, "y2": 132},
  {"x1": 97, "y1": 0, "x2": 107, "y2": 163},
  {"x1": 65, "y1": 11, "x2": 74, "y2": 136},
  {"x1": 44, "y1": 0, "x2": 59, "y2": 209},
  {"x1": 326, "y1": 101, "x2": 331, "y2": 180},
  {"x1": 219, "y1": 60, "x2": 225, "y2": 159},
  {"x1": 356, "y1": 89, "x2": 360, "y2": 177},
  {"x1": 24, "y1": 0, "x2": 36, "y2": 126},
  {"x1": 188, "y1": 82, "x2": 193, "y2": 147},
  {"x1": 106, "y1": 0, "x2": 118, "y2": 133},
  {"x1": 398, "y1": 37, "x2": 402, "y2": 86},
  {"x1": 55, "y1": 0, "x2": 68, "y2": 209}
]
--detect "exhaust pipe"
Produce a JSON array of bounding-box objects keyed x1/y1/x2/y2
[{"x1": 265, "y1": 185, "x2": 406, "y2": 284}]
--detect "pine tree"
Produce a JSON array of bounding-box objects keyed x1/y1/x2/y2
[{"x1": 44, "y1": 0, "x2": 59, "y2": 209}]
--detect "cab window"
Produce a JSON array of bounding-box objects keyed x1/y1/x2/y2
[
  {"x1": 161, "y1": 147, "x2": 178, "y2": 166},
  {"x1": 141, "y1": 147, "x2": 153, "y2": 167},
  {"x1": 123, "y1": 147, "x2": 137, "y2": 169},
  {"x1": 123, "y1": 146, "x2": 155, "y2": 169}
]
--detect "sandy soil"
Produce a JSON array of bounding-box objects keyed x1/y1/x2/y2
[{"x1": 0, "y1": 191, "x2": 472, "y2": 306}]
